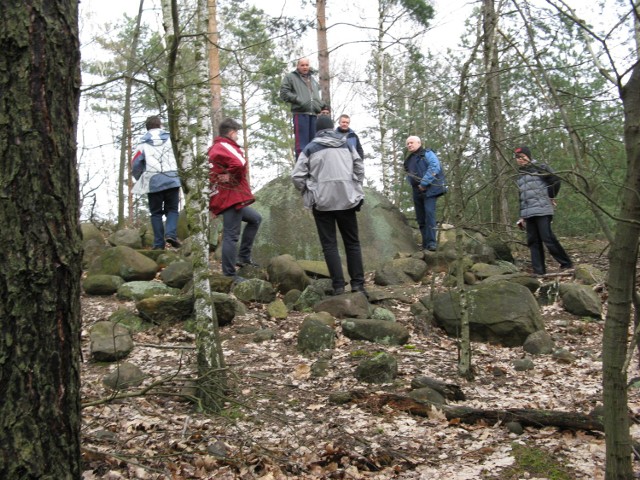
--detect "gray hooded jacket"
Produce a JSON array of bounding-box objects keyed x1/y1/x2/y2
[
  {"x1": 517, "y1": 159, "x2": 555, "y2": 218},
  {"x1": 291, "y1": 130, "x2": 364, "y2": 211}
]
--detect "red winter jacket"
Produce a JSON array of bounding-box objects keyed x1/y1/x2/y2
[{"x1": 208, "y1": 135, "x2": 255, "y2": 215}]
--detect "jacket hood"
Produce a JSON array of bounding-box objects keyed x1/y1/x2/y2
[
  {"x1": 313, "y1": 130, "x2": 347, "y2": 148},
  {"x1": 141, "y1": 128, "x2": 171, "y2": 147}
]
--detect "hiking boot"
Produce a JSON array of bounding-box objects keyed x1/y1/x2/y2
[
  {"x1": 236, "y1": 258, "x2": 260, "y2": 268},
  {"x1": 331, "y1": 287, "x2": 345, "y2": 296},
  {"x1": 351, "y1": 285, "x2": 369, "y2": 299},
  {"x1": 165, "y1": 237, "x2": 182, "y2": 248}
]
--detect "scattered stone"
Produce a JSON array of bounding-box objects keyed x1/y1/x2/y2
[
  {"x1": 354, "y1": 352, "x2": 398, "y2": 384},
  {"x1": 513, "y1": 357, "x2": 535, "y2": 371},
  {"x1": 102, "y1": 362, "x2": 146, "y2": 390}
]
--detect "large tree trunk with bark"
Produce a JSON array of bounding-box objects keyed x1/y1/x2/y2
[
  {"x1": 0, "y1": 0, "x2": 83, "y2": 478},
  {"x1": 316, "y1": 0, "x2": 331, "y2": 107},
  {"x1": 602, "y1": 60, "x2": 640, "y2": 480},
  {"x1": 482, "y1": 0, "x2": 510, "y2": 231}
]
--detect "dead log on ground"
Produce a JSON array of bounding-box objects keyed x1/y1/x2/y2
[{"x1": 347, "y1": 392, "x2": 604, "y2": 431}]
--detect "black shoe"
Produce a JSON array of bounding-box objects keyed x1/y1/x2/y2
[
  {"x1": 351, "y1": 286, "x2": 369, "y2": 298},
  {"x1": 426, "y1": 245, "x2": 437, "y2": 252},
  {"x1": 165, "y1": 237, "x2": 182, "y2": 248},
  {"x1": 232, "y1": 276, "x2": 247, "y2": 285},
  {"x1": 331, "y1": 287, "x2": 345, "y2": 296}
]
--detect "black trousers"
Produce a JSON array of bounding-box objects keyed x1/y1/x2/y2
[
  {"x1": 525, "y1": 215, "x2": 572, "y2": 274},
  {"x1": 312, "y1": 207, "x2": 365, "y2": 291}
]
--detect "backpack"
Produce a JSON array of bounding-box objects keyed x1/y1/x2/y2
[{"x1": 539, "y1": 164, "x2": 561, "y2": 198}]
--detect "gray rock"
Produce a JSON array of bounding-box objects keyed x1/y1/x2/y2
[
  {"x1": 553, "y1": 348, "x2": 577, "y2": 364},
  {"x1": 341, "y1": 318, "x2": 410, "y2": 345},
  {"x1": 233, "y1": 278, "x2": 277, "y2": 304},
  {"x1": 109, "y1": 308, "x2": 153, "y2": 333},
  {"x1": 471, "y1": 262, "x2": 518, "y2": 280},
  {"x1": 505, "y1": 421, "x2": 524, "y2": 435},
  {"x1": 108, "y1": 228, "x2": 143, "y2": 248},
  {"x1": 211, "y1": 292, "x2": 237, "y2": 326},
  {"x1": 283, "y1": 289, "x2": 302, "y2": 308},
  {"x1": 313, "y1": 293, "x2": 369, "y2": 319},
  {"x1": 523, "y1": 330, "x2": 555, "y2": 355},
  {"x1": 117, "y1": 281, "x2": 180, "y2": 301},
  {"x1": 311, "y1": 358, "x2": 330, "y2": 377},
  {"x1": 371, "y1": 307, "x2": 396, "y2": 322},
  {"x1": 159, "y1": 261, "x2": 193, "y2": 288},
  {"x1": 267, "y1": 299, "x2": 288, "y2": 319},
  {"x1": 90, "y1": 321, "x2": 134, "y2": 362},
  {"x1": 252, "y1": 176, "x2": 418, "y2": 271},
  {"x1": 253, "y1": 328, "x2": 276, "y2": 343},
  {"x1": 82, "y1": 274, "x2": 125, "y2": 295},
  {"x1": 88, "y1": 246, "x2": 158, "y2": 282},
  {"x1": 267, "y1": 255, "x2": 311, "y2": 294},
  {"x1": 81, "y1": 222, "x2": 105, "y2": 244},
  {"x1": 574, "y1": 264, "x2": 605, "y2": 285},
  {"x1": 513, "y1": 357, "x2": 535, "y2": 371},
  {"x1": 374, "y1": 257, "x2": 428, "y2": 286},
  {"x1": 135, "y1": 295, "x2": 193, "y2": 326},
  {"x1": 558, "y1": 283, "x2": 602, "y2": 318},
  {"x1": 431, "y1": 281, "x2": 544, "y2": 347},
  {"x1": 297, "y1": 318, "x2": 335, "y2": 353},
  {"x1": 102, "y1": 362, "x2": 146, "y2": 390},
  {"x1": 354, "y1": 352, "x2": 398, "y2": 384},
  {"x1": 408, "y1": 387, "x2": 446, "y2": 405},
  {"x1": 304, "y1": 311, "x2": 336, "y2": 327}
]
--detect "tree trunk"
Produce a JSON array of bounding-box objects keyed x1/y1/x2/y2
[
  {"x1": 118, "y1": 0, "x2": 145, "y2": 229},
  {"x1": 482, "y1": 0, "x2": 510, "y2": 231},
  {"x1": 208, "y1": 0, "x2": 223, "y2": 133},
  {"x1": 316, "y1": 0, "x2": 331, "y2": 107},
  {"x1": 602, "y1": 60, "x2": 640, "y2": 480},
  {"x1": 0, "y1": 0, "x2": 83, "y2": 478}
]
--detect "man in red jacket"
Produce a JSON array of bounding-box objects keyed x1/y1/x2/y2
[{"x1": 208, "y1": 118, "x2": 262, "y2": 281}]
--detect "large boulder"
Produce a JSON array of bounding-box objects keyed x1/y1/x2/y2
[
  {"x1": 82, "y1": 274, "x2": 125, "y2": 295},
  {"x1": 88, "y1": 246, "x2": 158, "y2": 281},
  {"x1": 430, "y1": 281, "x2": 544, "y2": 347},
  {"x1": 341, "y1": 319, "x2": 410, "y2": 345},
  {"x1": 108, "y1": 228, "x2": 143, "y2": 249},
  {"x1": 251, "y1": 176, "x2": 418, "y2": 271},
  {"x1": 374, "y1": 257, "x2": 429, "y2": 286},
  {"x1": 89, "y1": 321, "x2": 134, "y2": 362},
  {"x1": 267, "y1": 254, "x2": 312, "y2": 294},
  {"x1": 558, "y1": 283, "x2": 602, "y2": 318}
]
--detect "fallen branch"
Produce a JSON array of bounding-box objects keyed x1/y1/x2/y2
[{"x1": 347, "y1": 392, "x2": 604, "y2": 431}]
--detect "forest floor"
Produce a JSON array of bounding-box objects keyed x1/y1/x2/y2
[{"x1": 79, "y1": 238, "x2": 640, "y2": 480}]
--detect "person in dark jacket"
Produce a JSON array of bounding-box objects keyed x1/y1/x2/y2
[
  {"x1": 279, "y1": 58, "x2": 325, "y2": 158},
  {"x1": 515, "y1": 146, "x2": 572, "y2": 275},
  {"x1": 292, "y1": 116, "x2": 366, "y2": 296},
  {"x1": 336, "y1": 114, "x2": 364, "y2": 161},
  {"x1": 208, "y1": 118, "x2": 262, "y2": 281},
  {"x1": 403, "y1": 136, "x2": 447, "y2": 251},
  {"x1": 131, "y1": 115, "x2": 182, "y2": 250}
]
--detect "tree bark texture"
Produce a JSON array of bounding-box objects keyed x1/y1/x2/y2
[
  {"x1": 0, "y1": 1, "x2": 83, "y2": 479},
  {"x1": 602, "y1": 60, "x2": 640, "y2": 480},
  {"x1": 316, "y1": 0, "x2": 331, "y2": 107},
  {"x1": 482, "y1": 0, "x2": 510, "y2": 231}
]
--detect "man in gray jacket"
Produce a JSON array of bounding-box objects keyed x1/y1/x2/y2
[
  {"x1": 515, "y1": 146, "x2": 572, "y2": 275},
  {"x1": 280, "y1": 58, "x2": 325, "y2": 158},
  {"x1": 292, "y1": 116, "x2": 366, "y2": 296}
]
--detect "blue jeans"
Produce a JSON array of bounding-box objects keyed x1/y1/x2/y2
[
  {"x1": 525, "y1": 215, "x2": 572, "y2": 274},
  {"x1": 148, "y1": 187, "x2": 180, "y2": 249},
  {"x1": 312, "y1": 207, "x2": 365, "y2": 291},
  {"x1": 220, "y1": 206, "x2": 262, "y2": 277},
  {"x1": 293, "y1": 114, "x2": 317, "y2": 158},
  {"x1": 412, "y1": 189, "x2": 438, "y2": 249}
]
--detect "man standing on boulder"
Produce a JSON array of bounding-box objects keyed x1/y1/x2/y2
[
  {"x1": 292, "y1": 116, "x2": 366, "y2": 296},
  {"x1": 131, "y1": 115, "x2": 182, "y2": 250},
  {"x1": 279, "y1": 58, "x2": 326, "y2": 159},
  {"x1": 208, "y1": 118, "x2": 262, "y2": 283},
  {"x1": 515, "y1": 146, "x2": 573, "y2": 276}
]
